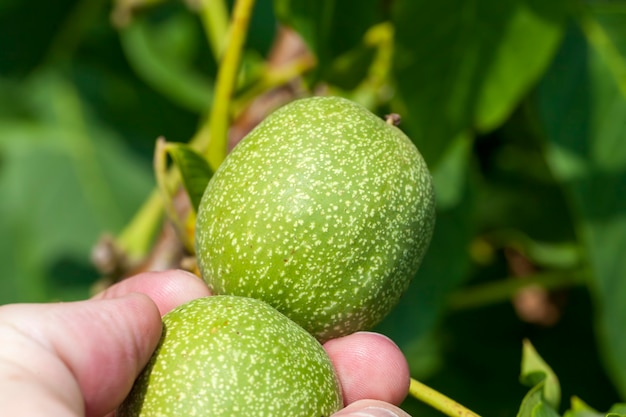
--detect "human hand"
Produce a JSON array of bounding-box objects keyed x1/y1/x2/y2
[{"x1": 0, "y1": 270, "x2": 411, "y2": 417}]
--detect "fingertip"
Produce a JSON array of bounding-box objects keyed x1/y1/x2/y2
[
  {"x1": 324, "y1": 332, "x2": 410, "y2": 406},
  {"x1": 94, "y1": 270, "x2": 211, "y2": 315}
]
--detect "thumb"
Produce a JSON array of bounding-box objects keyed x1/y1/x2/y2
[
  {"x1": 333, "y1": 399, "x2": 412, "y2": 417},
  {"x1": 0, "y1": 293, "x2": 162, "y2": 417}
]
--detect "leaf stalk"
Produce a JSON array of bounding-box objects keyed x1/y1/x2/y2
[
  {"x1": 409, "y1": 378, "x2": 481, "y2": 417},
  {"x1": 205, "y1": 0, "x2": 257, "y2": 170}
]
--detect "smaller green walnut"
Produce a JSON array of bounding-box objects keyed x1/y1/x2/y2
[{"x1": 118, "y1": 296, "x2": 343, "y2": 417}]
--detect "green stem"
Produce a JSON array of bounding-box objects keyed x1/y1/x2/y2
[
  {"x1": 116, "y1": 189, "x2": 164, "y2": 260},
  {"x1": 189, "y1": 117, "x2": 213, "y2": 153},
  {"x1": 447, "y1": 269, "x2": 589, "y2": 311},
  {"x1": 116, "y1": 122, "x2": 211, "y2": 261},
  {"x1": 409, "y1": 378, "x2": 481, "y2": 417},
  {"x1": 154, "y1": 138, "x2": 196, "y2": 252},
  {"x1": 112, "y1": 0, "x2": 252, "y2": 264},
  {"x1": 205, "y1": 0, "x2": 256, "y2": 170},
  {"x1": 232, "y1": 55, "x2": 316, "y2": 114},
  {"x1": 199, "y1": 0, "x2": 230, "y2": 59}
]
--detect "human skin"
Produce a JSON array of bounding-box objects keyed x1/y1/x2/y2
[{"x1": 0, "y1": 270, "x2": 411, "y2": 417}]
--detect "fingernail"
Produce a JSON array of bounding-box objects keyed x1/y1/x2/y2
[{"x1": 340, "y1": 406, "x2": 400, "y2": 417}]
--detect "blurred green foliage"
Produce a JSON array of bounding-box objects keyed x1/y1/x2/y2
[{"x1": 2, "y1": 0, "x2": 626, "y2": 415}]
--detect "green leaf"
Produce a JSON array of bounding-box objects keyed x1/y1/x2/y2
[
  {"x1": 533, "y1": 402, "x2": 563, "y2": 417},
  {"x1": 578, "y1": 3, "x2": 626, "y2": 98},
  {"x1": 153, "y1": 138, "x2": 213, "y2": 253},
  {"x1": 518, "y1": 383, "x2": 548, "y2": 417},
  {"x1": 564, "y1": 396, "x2": 604, "y2": 417},
  {"x1": 516, "y1": 340, "x2": 561, "y2": 417},
  {"x1": 430, "y1": 133, "x2": 473, "y2": 210},
  {"x1": 392, "y1": 0, "x2": 569, "y2": 165},
  {"x1": 164, "y1": 141, "x2": 213, "y2": 212},
  {"x1": 564, "y1": 396, "x2": 626, "y2": 417},
  {"x1": 520, "y1": 340, "x2": 561, "y2": 410},
  {"x1": 119, "y1": 12, "x2": 214, "y2": 113},
  {"x1": 608, "y1": 404, "x2": 626, "y2": 416},
  {"x1": 273, "y1": 0, "x2": 383, "y2": 86},
  {"x1": 0, "y1": 71, "x2": 153, "y2": 303},
  {"x1": 535, "y1": 18, "x2": 626, "y2": 397},
  {"x1": 324, "y1": 42, "x2": 377, "y2": 91}
]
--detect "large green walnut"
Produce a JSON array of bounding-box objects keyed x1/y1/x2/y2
[
  {"x1": 118, "y1": 295, "x2": 343, "y2": 417},
  {"x1": 196, "y1": 96, "x2": 435, "y2": 342}
]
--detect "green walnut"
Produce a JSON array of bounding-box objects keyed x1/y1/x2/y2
[
  {"x1": 118, "y1": 295, "x2": 343, "y2": 417},
  {"x1": 196, "y1": 96, "x2": 435, "y2": 342}
]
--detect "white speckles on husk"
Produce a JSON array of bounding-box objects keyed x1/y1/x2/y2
[
  {"x1": 118, "y1": 296, "x2": 342, "y2": 417},
  {"x1": 196, "y1": 96, "x2": 436, "y2": 342}
]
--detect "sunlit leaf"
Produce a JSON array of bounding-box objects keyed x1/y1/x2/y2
[{"x1": 392, "y1": 0, "x2": 569, "y2": 165}]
